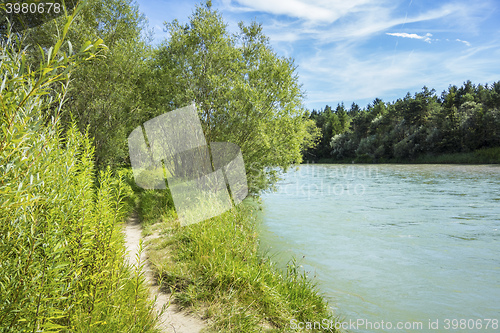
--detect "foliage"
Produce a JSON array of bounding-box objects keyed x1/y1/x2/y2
[
  {"x1": 1, "y1": 1, "x2": 340, "y2": 331},
  {"x1": 306, "y1": 82, "x2": 500, "y2": 163},
  {"x1": 20, "y1": 0, "x2": 151, "y2": 169},
  {"x1": 145, "y1": 2, "x2": 315, "y2": 193},
  {"x1": 0, "y1": 15, "x2": 158, "y2": 332},
  {"x1": 304, "y1": 103, "x2": 353, "y2": 160},
  {"x1": 411, "y1": 147, "x2": 500, "y2": 164}
]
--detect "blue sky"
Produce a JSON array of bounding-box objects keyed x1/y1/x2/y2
[{"x1": 135, "y1": 0, "x2": 500, "y2": 111}]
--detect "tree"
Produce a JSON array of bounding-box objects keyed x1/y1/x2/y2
[
  {"x1": 20, "y1": 0, "x2": 151, "y2": 169},
  {"x1": 404, "y1": 86, "x2": 438, "y2": 128},
  {"x1": 348, "y1": 102, "x2": 361, "y2": 117},
  {"x1": 335, "y1": 103, "x2": 351, "y2": 133},
  {"x1": 316, "y1": 81, "x2": 500, "y2": 162},
  {"x1": 147, "y1": 2, "x2": 313, "y2": 192}
]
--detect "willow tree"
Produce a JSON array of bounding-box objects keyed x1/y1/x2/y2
[
  {"x1": 20, "y1": 0, "x2": 151, "y2": 169},
  {"x1": 147, "y1": 1, "x2": 316, "y2": 193}
]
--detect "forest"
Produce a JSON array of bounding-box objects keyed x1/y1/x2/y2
[{"x1": 304, "y1": 82, "x2": 500, "y2": 163}]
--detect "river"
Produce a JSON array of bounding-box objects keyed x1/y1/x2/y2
[{"x1": 259, "y1": 164, "x2": 500, "y2": 332}]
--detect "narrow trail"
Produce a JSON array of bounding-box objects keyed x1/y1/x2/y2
[{"x1": 123, "y1": 213, "x2": 206, "y2": 333}]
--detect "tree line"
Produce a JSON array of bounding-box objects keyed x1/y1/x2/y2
[{"x1": 304, "y1": 82, "x2": 500, "y2": 162}]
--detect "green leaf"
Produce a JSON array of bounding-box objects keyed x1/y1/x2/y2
[
  {"x1": 42, "y1": 67, "x2": 53, "y2": 76},
  {"x1": 63, "y1": 16, "x2": 71, "y2": 38},
  {"x1": 0, "y1": 76, "x2": 6, "y2": 93},
  {"x1": 94, "y1": 38, "x2": 104, "y2": 47},
  {"x1": 52, "y1": 40, "x2": 63, "y2": 60},
  {"x1": 80, "y1": 41, "x2": 92, "y2": 53},
  {"x1": 47, "y1": 47, "x2": 53, "y2": 63}
]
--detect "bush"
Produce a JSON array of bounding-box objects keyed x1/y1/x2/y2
[
  {"x1": 474, "y1": 147, "x2": 500, "y2": 163},
  {"x1": 0, "y1": 18, "x2": 158, "y2": 332}
]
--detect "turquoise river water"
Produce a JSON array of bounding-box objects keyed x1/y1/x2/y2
[{"x1": 259, "y1": 164, "x2": 500, "y2": 332}]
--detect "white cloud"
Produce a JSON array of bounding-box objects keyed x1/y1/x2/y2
[
  {"x1": 386, "y1": 32, "x2": 428, "y2": 39},
  {"x1": 297, "y1": 44, "x2": 437, "y2": 105},
  {"x1": 386, "y1": 32, "x2": 433, "y2": 43},
  {"x1": 297, "y1": 40, "x2": 500, "y2": 109},
  {"x1": 456, "y1": 38, "x2": 471, "y2": 47},
  {"x1": 219, "y1": 0, "x2": 499, "y2": 109},
  {"x1": 241, "y1": 2, "x2": 467, "y2": 46},
  {"x1": 233, "y1": 0, "x2": 333, "y2": 22},
  {"x1": 231, "y1": 0, "x2": 375, "y2": 24}
]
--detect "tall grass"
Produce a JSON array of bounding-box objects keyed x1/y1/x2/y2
[
  {"x1": 405, "y1": 147, "x2": 500, "y2": 164},
  {"x1": 313, "y1": 147, "x2": 500, "y2": 165},
  {"x1": 0, "y1": 17, "x2": 159, "y2": 332},
  {"x1": 127, "y1": 168, "x2": 340, "y2": 332}
]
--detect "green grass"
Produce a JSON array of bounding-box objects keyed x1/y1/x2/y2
[
  {"x1": 411, "y1": 147, "x2": 500, "y2": 164},
  {"x1": 129, "y1": 174, "x2": 340, "y2": 333},
  {"x1": 308, "y1": 147, "x2": 500, "y2": 165},
  {"x1": 381, "y1": 146, "x2": 500, "y2": 164}
]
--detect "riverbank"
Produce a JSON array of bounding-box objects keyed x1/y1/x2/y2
[
  {"x1": 122, "y1": 169, "x2": 339, "y2": 332},
  {"x1": 310, "y1": 146, "x2": 500, "y2": 164},
  {"x1": 123, "y1": 213, "x2": 206, "y2": 332}
]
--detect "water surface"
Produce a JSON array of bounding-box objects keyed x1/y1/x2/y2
[{"x1": 259, "y1": 164, "x2": 500, "y2": 332}]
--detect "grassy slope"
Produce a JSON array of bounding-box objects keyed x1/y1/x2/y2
[{"x1": 123, "y1": 170, "x2": 340, "y2": 333}]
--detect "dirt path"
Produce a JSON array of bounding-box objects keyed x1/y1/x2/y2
[{"x1": 123, "y1": 213, "x2": 206, "y2": 333}]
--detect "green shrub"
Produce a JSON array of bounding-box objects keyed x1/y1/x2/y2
[
  {"x1": 474, "y1": 146, "x2": 500, "y2": 163},
  {"x1": 0, "y1": 15, "x2": 159, "y2": 332}
]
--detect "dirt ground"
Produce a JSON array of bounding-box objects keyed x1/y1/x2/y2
[{"x1": 123, "y1": 213, "x2": 206, "y2": 333}]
